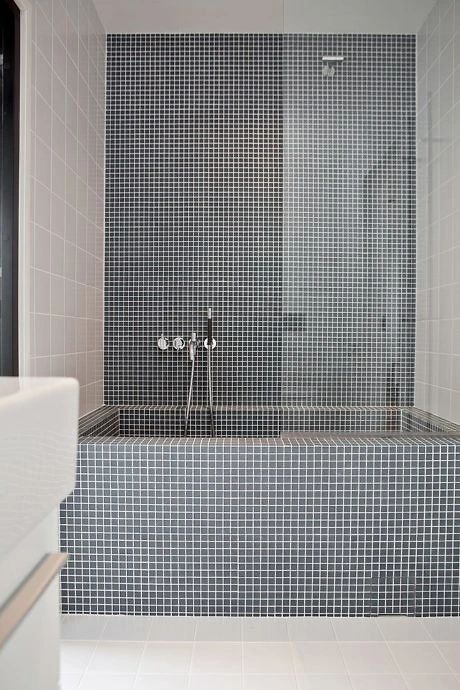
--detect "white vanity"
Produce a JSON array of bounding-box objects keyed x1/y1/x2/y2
[{"x1": 0, "y1": 378, "x2": 79, "y2": 690}]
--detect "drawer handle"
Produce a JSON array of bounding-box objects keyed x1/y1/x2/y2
[{"x1": 0, "y1": 553, "x2": 67, "y2": 649}]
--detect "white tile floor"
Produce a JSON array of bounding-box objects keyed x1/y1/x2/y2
[{"x1": 60, "y1": 615, "x2": 460, "y2": 690}]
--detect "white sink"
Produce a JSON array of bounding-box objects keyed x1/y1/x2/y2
[{"x1": 0, "y1": 378, "x2": 79, "y2": 558}]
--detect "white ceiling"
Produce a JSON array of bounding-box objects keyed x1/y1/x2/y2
[{"x1": 93, "y1": 0, "x2": 437, "y2": 34}]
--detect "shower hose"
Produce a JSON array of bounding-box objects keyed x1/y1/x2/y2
[{"x1": 184, "y1": 353, "x2": 195, "y2": 436}]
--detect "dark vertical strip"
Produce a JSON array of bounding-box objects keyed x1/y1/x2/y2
[{"x1": 0, "y1": 0, "x2": 20, "y2": 375}]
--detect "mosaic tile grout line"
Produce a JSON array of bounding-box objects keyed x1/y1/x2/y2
[{"x1": 104, "y1": 34, "x2": 415, "y2": 411}]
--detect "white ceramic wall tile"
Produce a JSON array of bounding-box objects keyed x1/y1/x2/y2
[
  {"x1": 28, "y1": 0, "x2": 105, "y2": 415},
  {"x1": 287, "y1": 618, "x2": 336, "y2": 642},
  {"x1": 376, "y1": 616, "x2": 431, "y2": 642},
  {"x1": 423, "y1": 618, "x2": 460, "y2": 641},
  {"x1": 61, "y1": 614, "x2": 107, "y2": 640},
  {"x1": 416, "y1": 0, "x2": 460, "y2": 424},
  {"x1": 103, "y1": 616, "x2": 152, "y2": 641},
  {"x1": 148, "y1": 618, "x2": 197, "y2": 642},
  {"x1": 242, "y1": 618, "x2": 289, "y2": 641},
  {"x1": 195, "y1": 617, "x2": 242, "y2": 641},
  {"x1": 332, "y1": 619, "x2": 383, "y2": 642}
]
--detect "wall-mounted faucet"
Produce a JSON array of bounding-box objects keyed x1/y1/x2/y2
[
  {"x1": 157, "y1": 335, "x2": 169, "y2": 350},
  {"x1": 188, "y1": 332, "x2": 198, "y2": 361},
  {"x1": 172, "y1": 337, "x2": 185, "y2": 351}
]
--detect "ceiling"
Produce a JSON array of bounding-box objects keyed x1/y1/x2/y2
[{"x1": 93, "y1": 0, "x2": 437, "y2": 34}]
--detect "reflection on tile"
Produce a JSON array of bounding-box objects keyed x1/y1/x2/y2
[
  {"x1": 437, "y1": 642, "x2": 460, "y2": 673},
  {"x1": 349, "y1": 675, "x2": 407, "y2": 690},
  {"x1": 195, "y1": 617, "x2": 242, "y2": 641},
  {"x1": 293, "y1": 642, "x2": 347, "y2": 674},
  {"x1": 287, "y1": 618, "x2": 336, "y2": 642},
  {"x1": 60, "y1": 641, "x2": 97, "y2": 674},
  {"x1": 78, "y1": 673, "x2": 136, "y2": 690},
  {"x1": 191, "y1": 642, "x2": 242, "y2": 674},
  {"x1": 243, "y1": 642, "x2": 295, "y2": 674},
  {"x1": 103, "y1": 616, "x2": 152, "y2": 641},
  {"x1": 423, "y1": 619, "x2": 460, "y2": 642},
  {"x1": 243, "y1": 674, "x2": 298, "y2": 690},
  {"x1": 404, "y1": 675, "x2": 460, "y2": 690},
  {"x1": 87, "y1": 642, "x2": 144, "y2": 674},
  {"x1": 134, "y1": 675, "x2": 188, "y2": 690},
  {"x1": 376, "y1": 617, "x2": 431, "y2": 642},
  {"x1": 139, "y1": 643, "x2": 193, "y2": 674},
  {"x1": 296, "y1": 675, "x2": 353, "y2": 689},
  {"x1": 189, "y1": 675, "x2": 243, "y2": 690},
  {"x1": 242, "y1": 618, "x2": 289, "y2": 641},
  {"x1": 388, "y1": 642, "x2": 451, "y2": 674},
  {"x1": 149, "y1": 618, "x2": 197, "y2": 642},
  {"x1": 59, "y1": 673, "x2": 82, "y2": 690},
  {"x1": 332, "y1": 619, "x2": 383, "y2": 641},
  {"x1": 61, "y1": 616, "x2": 106, "y2": 641},
  {"x1": 340, "y1": 642, "x2": 398, "y2": 675}
]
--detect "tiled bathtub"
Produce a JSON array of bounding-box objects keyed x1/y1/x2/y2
[{"x1": 60, "y1": 406, "x2": 460, "y2": 616}]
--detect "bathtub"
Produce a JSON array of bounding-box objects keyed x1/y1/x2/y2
[{"x1": 60, "y1": 405, "x2": 460, "y2": 616}]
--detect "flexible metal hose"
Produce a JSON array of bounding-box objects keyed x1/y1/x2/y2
[
  {"x1": 207, "y1": 339, "x2": 215, "y2": 436},
  {"x1": 184, "y1": 354, "x2": 195, "y2": 436},
  {"x1": 184, "y1": 335, "x2": 197, "y2": 436}
]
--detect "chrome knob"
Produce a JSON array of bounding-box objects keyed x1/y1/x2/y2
[
  {"x1": 172, "y1": 336, "x2": 185, "y2": 351},
  {"x1": 158, "y1": 335, "x2": 169, "y2": 351},
  {"x1": 203, "y1": 337, "x2": 217, "y2": 350}
]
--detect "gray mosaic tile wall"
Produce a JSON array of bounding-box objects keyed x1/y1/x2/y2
[
  {"x1": 61, "y1": 435, "x2": 460, "y2": 616},
  {"x1": 282, "y1": 35, "x2": 416, "y2": 405},
  {"x1": 105, "y1": 34, "x2": 416, "y2": 409},
  {"x1": 105, "y1": 34, "x2": 283, "y2": 407}
]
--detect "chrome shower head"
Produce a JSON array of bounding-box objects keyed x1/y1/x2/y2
[{"x1": 322, "y1": 55, "x2": 344, "y2": 78}]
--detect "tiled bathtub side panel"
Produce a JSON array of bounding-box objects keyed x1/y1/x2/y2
[{"x1": 60, "y1": 441, "x2": 460, "y2": 615}]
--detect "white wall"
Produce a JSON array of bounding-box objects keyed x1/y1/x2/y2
[
  {"x1": 93, "y1": 0, "x2": 435, "y2": 34},
  {"x1": 416, "y1": 0, "x2": 460, "y2": 423},
  {"x1": 24, "y1": 0, "x2": 105, "y2": 416}
]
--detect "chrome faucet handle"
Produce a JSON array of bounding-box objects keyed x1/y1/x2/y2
[
  {"x1": 172, "y1": 336, "x2": 185, "y2": 351},
  {"x1": 203, "y1": 338, "x2": 217, "y2": 350},
  {"x1": 157, "y1": 335, "x2": 169, "y2": 350}
]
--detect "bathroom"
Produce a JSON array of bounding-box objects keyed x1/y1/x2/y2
[{"x1": 0, "y1": 0, "x2": 459, "y2": 688}]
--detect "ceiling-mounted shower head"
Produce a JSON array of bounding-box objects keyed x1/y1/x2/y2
[{"x1": 322, "y1": 55, "x2": 344, "y2": 78}]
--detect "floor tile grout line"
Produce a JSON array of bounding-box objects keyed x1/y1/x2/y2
[
  {"x1": 433, "y1": 639, "x2": 459, "y2": 675},
  {"x1": 71, "y1": 638, "x2": 99, "y2": 690},
  {"x1": 335, "y1": 637, "x2": 354, "y2": 688},
  {"x1": 381, "y1": 637, "x2": 412, "y2": 690}
]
